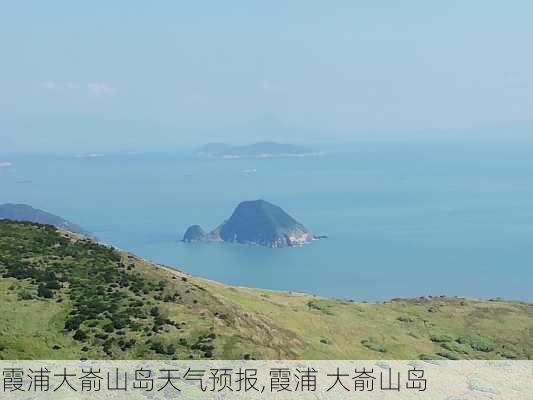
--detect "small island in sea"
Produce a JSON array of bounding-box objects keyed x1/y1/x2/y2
[
  {"x1": 183, "y1": 199, "x2": 320, "y2": 248},
  {"x1": 196, "y1": 142, "x2": 320, "y2": 159}
]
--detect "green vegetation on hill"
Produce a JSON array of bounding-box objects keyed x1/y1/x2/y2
[{"x1": 0, "y1": 220, "x2": 532, "y2": 360}]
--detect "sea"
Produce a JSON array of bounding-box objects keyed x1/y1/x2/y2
[{"x1": 2, "y1": 139, "x2": 532, "y2": 302}]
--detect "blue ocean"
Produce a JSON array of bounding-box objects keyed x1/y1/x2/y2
[{"x1": 2, "y1": 139, "x2": 532, "y2": 302}]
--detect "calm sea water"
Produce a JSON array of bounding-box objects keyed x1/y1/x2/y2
[{"x1": 2, "y1": 140, "x2": 532, "y2": 302}]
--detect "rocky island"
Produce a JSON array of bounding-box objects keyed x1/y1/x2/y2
[{"x1": 182, "y1": 199, "x2": 318, "y2": 248}]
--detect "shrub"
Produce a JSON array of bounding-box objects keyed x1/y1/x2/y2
[
  {"x1": 163, "y1": 295, "x2": 175, "y2": 303},
  {"x1": 150, "y1": 341, "x2": 165, "y2": 354},
  {"x1": 73, "y1": 329, "x2": 87, "y2": 341},
  {"x1": 86, "y1": 320, "x2": 98, "y2": 328},
  {"x1": 45, "y1": 280, "x2": 61, "y2": 290},
  {"x1": 436, "y1": 351, "x2": 460, "y2": 360},
  {"x1": 441, "y1": 341, "x2": 470, "y2": 354},
  {"x1": 95, "y1": 332, "x2": 109, "y2": 340},
  {"x1": 457, "y1": 335, "x2": 496, "y2": 352},
  {"x1": 306, "y1": 300, "x2": 334, "y2": 315},
  {"x1": 17, "y1": 289, "x2": 34, "y2": 300},
  {"x1": 398, "y1": 315, "x2": 416, "y2": 323},
  {"x1": 166, "y1": 344, "x2": 176, "y2": 355},
  {"x1": 37, "y1": 284, "x2": 54, "y2": 299},
  {"x1": 361, "y1": 338, "x2": 386, "y2": 353},
  {"x1": 65, "y1": 316, "x2": 82, "y2": 331},
  {"x1": 113, "y1": 318, "x2": 129, "y2": 330},
  {"x1": 430, "y1": 334, "x2": 453, "y2": 343}
]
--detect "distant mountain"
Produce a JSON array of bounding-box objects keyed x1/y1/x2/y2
[
  {"x1": 0, "y1": 203, "x2": 90, "y2": 236},
  {"x1": 197, "y1": 143, "x2": 232, "y2": 155},
  {"x1": 182, "y1": 199, "x2": 319, "y2": 248},
  {"x1": 197, "y1": 142, "x2": 319, "y2": 159}
]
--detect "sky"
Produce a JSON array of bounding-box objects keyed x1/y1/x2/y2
[{"x1": 1, "y1": 1, "x2": 533, "y2": 153}]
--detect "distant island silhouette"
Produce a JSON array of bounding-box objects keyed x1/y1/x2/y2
[{"x1": 196, "y1": 142, "x2": 321, "y2": 159}]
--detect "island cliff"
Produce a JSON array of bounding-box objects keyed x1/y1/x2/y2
[{"x1": 182, "y1": 199, "x2": 317, "y2": 248}]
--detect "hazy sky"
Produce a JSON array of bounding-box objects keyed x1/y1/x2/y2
[{"x1": 1, "y1": 1, "x2": 533, "y2": 152}]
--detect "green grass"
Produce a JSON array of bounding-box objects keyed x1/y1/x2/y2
[{"x1": 1, "y1": 220, "x2": 532, "y2": 360}]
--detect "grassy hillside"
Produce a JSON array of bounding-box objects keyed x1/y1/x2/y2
[{"x1": 0, "y1": 220, "x2": 532, "y2": 360}]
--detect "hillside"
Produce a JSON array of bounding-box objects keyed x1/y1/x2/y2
[{"x1": 0, "y1": 220, "x2": 532, "y2": 360}]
